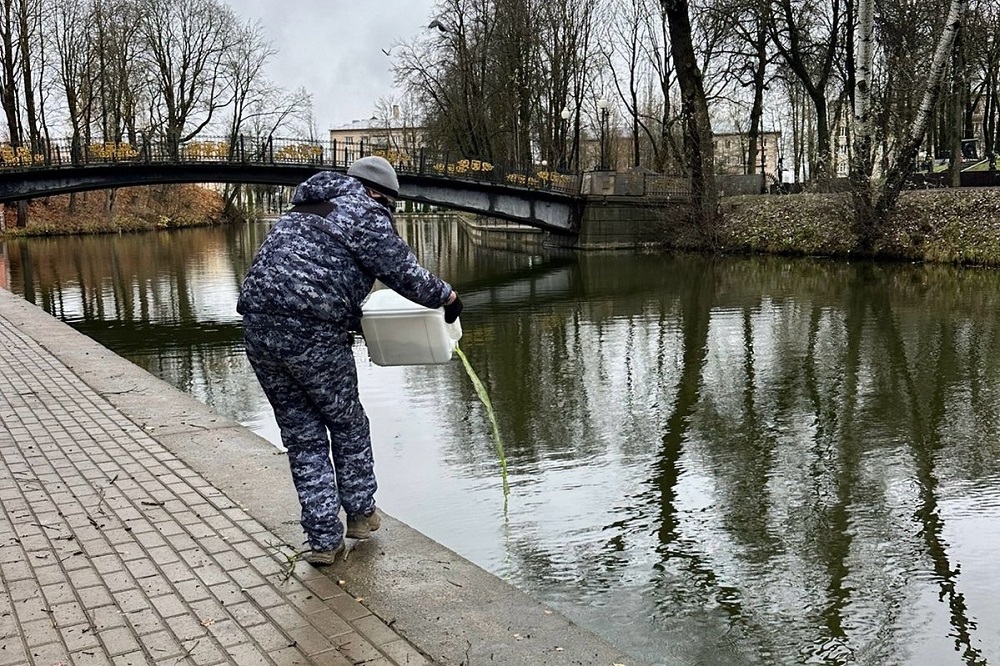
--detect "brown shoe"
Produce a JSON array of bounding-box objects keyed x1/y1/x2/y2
[
  {"x1": 302, "y1": 541, "x2": 345, "y2": 566},
  {"x1": 346, "y1": 509, "x2": 381, "y2": 540}
]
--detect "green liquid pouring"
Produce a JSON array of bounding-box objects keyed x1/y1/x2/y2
[{"x1": 454, "y1": 344, "x2": 510, "y2": 501}]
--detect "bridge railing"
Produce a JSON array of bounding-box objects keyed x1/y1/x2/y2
[{"x1": 0, "y1": 135, "x2": 584, "y2": 196}]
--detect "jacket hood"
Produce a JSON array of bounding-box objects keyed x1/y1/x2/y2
[{"x1": 290, "y1": 171, "x2": 366, "y2": 204}]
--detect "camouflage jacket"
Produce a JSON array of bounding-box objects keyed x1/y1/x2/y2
[{"x1": 237, "y1": 171, "x2": 452, "y2": 330}]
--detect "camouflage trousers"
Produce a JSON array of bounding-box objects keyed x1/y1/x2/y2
[{"x1": 242, "y1": 314, "x2": 376, "y2": 551}]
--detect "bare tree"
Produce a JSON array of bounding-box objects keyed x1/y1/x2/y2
[
  {"x1": 51, "y1": 0, "x2": 94, "y2": 154},
  {"x1": 769, "y1": 0, "x2": 846, "y2": 185},
  {"x1": 556, "y1": 0, "x2": 598, "y2": 172},
  {"x1": 224, "y1": 18, "x2": 273, "y2": 142},
  {"x1": 0, "y1": 0, "x2": 23, "y2": 144},
  {"x1": 536, "y1": 0, "x2": 592, "y2": 171},
  {"x1": 639, "y1": 0, "x2": 683, "y2": 172},
  {"x1": 90, "y1": 0, "x2": 145, "y2": 144},
  {"x1": 603, "y1": 0, "x2": 643, "y2": 169},
  {"x1": 16, "y1": 0, "x2": 43, "y2": 150},
  {"x1": 851, "y1": 0, "x2": 969, "y2": 252},
  {"x1": 137, "y1": 0, "x2": 236, "y2": 156},
  {"x1": 395, "y1": 0, "x2": 499, "y2": 157},
  {"x1": 706, "y1": 0, "x2": 774, "y2": 175},
  {"x1": 396, "y1": 0, "x2": 600, "y2": 172}
]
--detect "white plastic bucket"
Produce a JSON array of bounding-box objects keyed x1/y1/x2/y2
[{"x1": 360, "y1": 289, "x2": 462, "y2": 366}]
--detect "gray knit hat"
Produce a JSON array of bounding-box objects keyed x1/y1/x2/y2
[{"x1": 347, "y1": 156, "x2": 399, "y2": 198}]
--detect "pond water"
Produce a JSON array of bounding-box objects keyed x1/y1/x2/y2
[{"x1": 5, "y1": 218, "x2": 1000, "y2": 666}]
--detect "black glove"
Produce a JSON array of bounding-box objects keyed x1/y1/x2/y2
[{"x1": 443, "y1": 293, "x2": 463, "y2": 324}]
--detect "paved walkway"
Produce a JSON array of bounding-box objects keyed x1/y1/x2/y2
[{"x1": 0, "y1": 303, "x2": 430, "y2": 664}]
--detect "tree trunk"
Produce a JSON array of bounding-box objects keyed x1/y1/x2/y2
[
  {"x1": 17, "y1": 0, "x2": 39, "y2": 151},
  {"x1": 850, "y1": 0, "x2": 875, "y2": 243},
  {"x1": 662, "y1": 0, "x2": 717, "y2": 239},
  {"x1": 0, "y1": 0, "x2": 21, "y2": 146},
  {"x1": 746, "y1": 8, "x2": 768, "y2": 176}
]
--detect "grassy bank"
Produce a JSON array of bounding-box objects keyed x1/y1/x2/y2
[
  {"x1": 0, "y1": 184, "x2": 231, "y2": 237},
  {"x1": 719, "y1": 187, "x2": 1000, "y2": 265}
]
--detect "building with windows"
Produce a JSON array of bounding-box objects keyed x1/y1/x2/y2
[
  {"x1": 328, "y1": 107, "x2": 427, "y2": 165},
  {"x1": 713, "y1": 131, "x2": 783, "y2": 179}
]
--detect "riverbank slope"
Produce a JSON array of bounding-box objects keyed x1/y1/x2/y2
[
  {"x1": 716, "y1": 187, "x2": 1000, "y2": 265},
  {"x1": 0, "y1": 184, "x2": 228, "y2": 235}
]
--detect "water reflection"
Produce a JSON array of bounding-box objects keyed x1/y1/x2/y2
[{"x1": 5, "y1": 221, "x2": 1000, "y2": 665}]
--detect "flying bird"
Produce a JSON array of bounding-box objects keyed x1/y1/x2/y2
[
  {"x1": 381, "y1": 47, "x2": 392, "y2": 56},
  {"x1": 428, "y1": 19, "x2": 449, "y2": 32}
]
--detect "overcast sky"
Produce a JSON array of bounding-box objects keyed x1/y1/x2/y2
[{"x1": 226, "y1": 0, "x2": 437, "y2": 132}]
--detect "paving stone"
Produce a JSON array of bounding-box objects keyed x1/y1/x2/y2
[
  {"x1": 123, "y1": 607, "x2": 161, "y2": 636},
  {"x1": 18, "y1": 617, "x2": 60, "y2": 647},
  {"x1": 63, "y1": 622, "x2": 102, "y2": 652},
  {"x1": 286, "y1": 623, "x2": 339, "y2": 656},
  {"x1": 71, "y1": 649, "x2": 114, "y2": 666},
  {"x1": 97, "y1": 625, "x2": 142, "y2": 656},
  {"x1": 77, "y1": 585, "x2": 115, "y2": 610},
  {"x1": 379, "y1": 638, "x2": 432, "y2": 666},
  {"x1": 205, "y1": 619, "x2": 249, "y2": 647},
  {"x1": 180, "y1": 638, "x2": 226, "y2": 665},
  {"x1": 0, "y1": 303, "x2": 427, "y2": 666},
  {"x1": 332, "y1": 632, "x2": 384, "y2": 664},
  {"x1": 305, "y1": 609, "x2": 353, "y2": 640},
  {"x1": 225, "y1": 643, "x2": 271, "y2": 665},
  {"x1": 352, "y1": 614, "x2": 401, "y2": 647},
  {"x1": 149, "y1": 594, "x2": 187, "y2": 619},
  {"x1": 305, "y1": 649, "x2": 354, "y2": 665},
  {"x1": 139, "y1": 630, "x2": 184, "y2": 660},
  {"x1": 164, "y1": 613, "x2": 210, "y2": 643},
  {"x1": 26, "y1": 641, "x2": 70, "y2": 664},
  {"x1": 0, "y1": 642, "x2": 28, "y2": 666},
  {"x1": 247, "y1": 622, "x2": 296, "y2": 651},
  {"x1": 269, "y1": 646, "x2": 311, "y2": 665}
]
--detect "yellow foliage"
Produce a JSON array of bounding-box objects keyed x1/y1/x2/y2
[
  {"x1": 182, "y1": 141, "x2": 230, "y2": 160},
  {"x1": 372, "y1": 149, "x2": 410, "y2": 165},
  {"x1": 534, "y1": 170, "x2": 572, "y2": 186},
  {"x1": 431, "y1": 159, "x2": 494, "y2": 175},
  {"x1": 505, "y1": 173, "x2": 540, "y2": 187},
  {"x1": 0, "y1": 144, "x2": 45, "y2": 165},
  {"x1": 275, "y1": 143, "x2": 322, "y2": 162},
  {"x1": 87, "y1": 142, "x2": 139, "y2": 160}
]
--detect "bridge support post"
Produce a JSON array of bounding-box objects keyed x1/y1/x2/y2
[{"x1": 15, "y1": 201, "x2": 27, "y2": 229}]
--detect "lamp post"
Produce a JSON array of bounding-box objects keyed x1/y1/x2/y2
[
  {"x1": 597, "y1": 97, "x2": 609, "y2": 170},
  {"x1": 560, "y1": 106, "x2": 571, "y2": 172}
]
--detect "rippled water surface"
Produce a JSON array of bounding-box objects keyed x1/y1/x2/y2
[{"x1": 6, "y1": 219, "x2": 1000, "y2": 665}]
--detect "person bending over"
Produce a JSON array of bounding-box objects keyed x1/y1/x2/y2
[{"x1": 237, "y1": 156, "x2": 463, "y2": 564}]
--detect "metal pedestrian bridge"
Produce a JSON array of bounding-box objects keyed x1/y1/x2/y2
[{"x1": 0, "y1": 136, "x2": 588, "y2": 234}]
